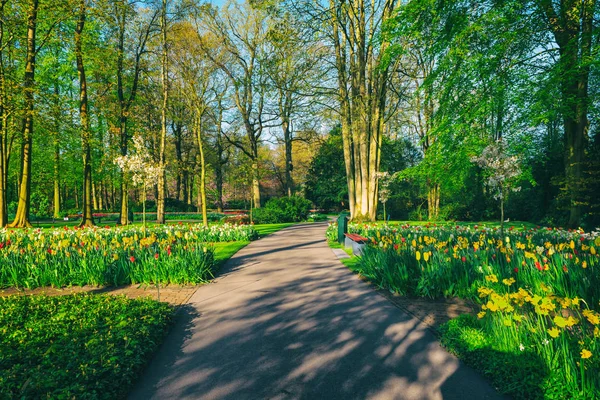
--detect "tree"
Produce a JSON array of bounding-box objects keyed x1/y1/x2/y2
[
  {"x1": 324, "y1": 0, "x2": 399, "y2": 221},
  {"x1": 10, "y1": 0, "x2": 39, "y2": 228},
  {"x1": 111, "y1": 0, "x2": 158, "y2": 225},
  {"x1": 0, "y1": 0, "x2": 19, "y2": 226},
  {"x1": 156, "y1": 0, "x2": 169, "y2": 224},
  {"x1": 472, "y1": 140, "x2": 522, "y2": 235},
  {"x1": 265, "y1": 13, "x2": 324, "y2": 197},
  {"x1": 535, "y1": 0, "x2": 597, "y2": 227},
  {"x1": 193, "y1": 2, "x2": 275, "y2": 208},
  {"x1": 115, "y1": 135, "x2": 161, "y2": 229},
  {"x1": 75, "y1": 0, "x2": 94, "y2": 227}
]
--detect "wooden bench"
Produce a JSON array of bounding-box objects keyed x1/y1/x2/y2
[{"x1": 344, "y1": 233, "x2": 370, "y2": 255}]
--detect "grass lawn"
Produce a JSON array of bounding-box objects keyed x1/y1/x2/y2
[
  {"x1": 210, "y1": 223, "x2": 294, "y2": 267},
  {"x1": 0, "y1": 294, "x2": 173, "y2": 399},
  {"x1": 253, "y1": 223, "x2": 294, "y2": 237},
  {"x1": 212, "y1": 241, "x2": 250, "y2": 266}
]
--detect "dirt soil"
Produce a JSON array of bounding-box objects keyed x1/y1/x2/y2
[{"x1": 0, "y1": 284, "x2": 199, "y2": 306}]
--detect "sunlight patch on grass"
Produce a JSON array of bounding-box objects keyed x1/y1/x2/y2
[
  {"x1": 253, "y1": 223, "x2": 294, "y2": 237},
  {"x1": 212, "y1": 241, "x2": 250, "y2": 266}
]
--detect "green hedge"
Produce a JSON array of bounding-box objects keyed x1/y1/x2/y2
[
  {"x1": 252, "y1": 196, "x2": 312, "y2": 224},
  {"x1": 0, "y1": 294, "x2": 173, "y2": 399}
]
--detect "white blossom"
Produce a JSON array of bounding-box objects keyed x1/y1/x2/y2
[{"x1": 114, "y1": 135, "x2": 162, "y2": 189}]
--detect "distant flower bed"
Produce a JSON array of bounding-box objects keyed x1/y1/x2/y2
[
  {"x1": 0, "y1": 223, "x2": 257, "y2": 289},
  {"x1": 328, "y1": 222, "x2": 600, "y2": 397}
]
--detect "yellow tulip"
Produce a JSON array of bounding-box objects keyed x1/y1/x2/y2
[{"x1": 415, "y1": 251, "x2": 421, "y2": 261}]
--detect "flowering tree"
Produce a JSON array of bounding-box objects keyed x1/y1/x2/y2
[
  {"x1": 114, "y1": 135, "x2": 162, "y2": 229},
  {"x1": 471, "y1": 140, "x2": 522, "y2": 235},
  {"x1": 376, "y1": 171, "x2": 398, "y2": 223}
]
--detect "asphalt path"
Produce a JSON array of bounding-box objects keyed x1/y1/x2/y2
[{"x1": 129, "y1": 222, "x2": 504, "y2": 400}]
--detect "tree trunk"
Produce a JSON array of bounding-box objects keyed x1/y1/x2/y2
[
  {"x1": 97, "y1": 181, "x2": 103, "y2": 210},
  {"x1": 427, "y1": 181, "x2": 440, "y2": 220},
  {"x1": 10, "y1": 0, "x2": 38, "y2": 228},
  {"x1": 282, "y1": 118, "x2": 293, "y2": 197},
  {"x1": 540, "y1": 0, "x2": 595, "y2": 228},
  {"x1": 329, "y1": 0, "x2": 390, "y2": 222},
  {"x1": 195, "y1": 115, "x2": 208, "y2": 227},
  {"x1": 0, "y1": 1, "x2": 10, "y2": 226},
  {"x1": 215, "y1": 105, "x2": 225, "y2": 212},
  {"x1": 156, "y1": 0, "x2": 168, "y2": 224},
  {"x1": 252, "y1": 161, "x2": 260, "y2": 208},
  {"x1": 75, "y1": 0, "x2": 94, "y2": 227},
  {"x1": 53, "y1": 139, "x2": 60, "y2": 219}
]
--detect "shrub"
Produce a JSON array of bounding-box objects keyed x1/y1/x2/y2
[
  {"x1": 307, "y1": 213, "x2": 329, "y2": 222},
  {"x1": 252, "y1": 196, "x2": 312, "y2": 224},
  {"x1": 0, "y1": 294, "x2": 173, "y2": 399}
]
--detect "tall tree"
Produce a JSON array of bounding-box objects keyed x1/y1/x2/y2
[
  {"x1": 194, "y1": 2, "x2": 275, "y2": 208},
  {"x1": 265, "y1": 15, "x2": 323, "y2": 197},
  {"x1": 10, "y1": 0, "x2": 39, "y2": 228},
  {"x1": 156, "y1": 0, "x2": 168, "y2": 224},
  {"x1": 75, "y1": 0, "x2": 94, "y2": 227},
  {"x1": 112, "y1": 0, "x2": 158, "y2": 225},
  {"x1": 312, "y1": 0, "x2": 399, "y2": 220},
  {"x1": 0, "y1": 0, "x2": 17, "y2": 226},
  {"x1": 536, "y1": 0, "x2": 597, "y2": 227}
]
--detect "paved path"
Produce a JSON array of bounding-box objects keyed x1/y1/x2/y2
[{"x1": 130, "y1": 223, "x2": 503, "y2": 400}]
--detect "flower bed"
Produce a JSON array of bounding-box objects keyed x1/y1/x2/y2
[
  {"x1": 0, "y1": 223, "x2": 257, "y2": 288},
  {"x1": 327, "y1": 222, "x2": 600, "y2": 398},
  {"x1": 0, "y1": 294, "x2": 173, "y2": 398}
]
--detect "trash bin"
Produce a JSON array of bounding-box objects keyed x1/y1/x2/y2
[{"x1": 337, "y1": 213, "x2": 349, "y2": 244}]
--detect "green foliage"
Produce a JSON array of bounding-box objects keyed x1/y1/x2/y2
[
  {"x1": 304, "y1": 127, "x2": 348, "y2": 211},
  {"x1": 307, "y1": 213, "x2": 328, "y2": 222},
  {"x1": 439, "y1": 315, "x2": 548, "y2": 400},
  {"x1": 252, "y1": 196, "x2": 312, "y2": 224},
  {"x1": 0, "y1": 294, "x2": 173, "y2": 399}
]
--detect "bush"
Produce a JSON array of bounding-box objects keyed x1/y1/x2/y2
[
  {"x1": 251, "y1": 196, "x2": 312, "y2": 224},
  {"x1": 0, "y1": 294, "x2": 173, "y2": 399}
]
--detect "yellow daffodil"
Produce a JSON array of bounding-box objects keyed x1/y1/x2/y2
[
  {"x1": 502, "y1": 278, "x2": 515, "y2": 286},
  {"x1": 548, "y1": 327, "x2": 560, "y2": 338},
  {"x1": 581, "y1": 349, "x2": 592, "y2": 359}
]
